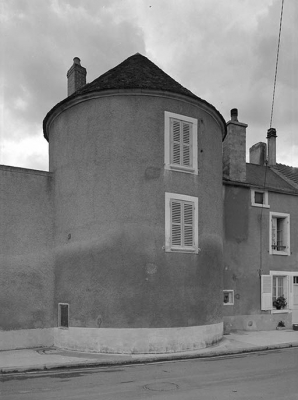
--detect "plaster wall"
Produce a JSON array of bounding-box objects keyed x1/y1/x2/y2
[
  {"x1": 48, "y1": 92, "x2": 224, "y2": 331},
  {"x1": 0, "y1": 166, "x2": 54, "y2": 333},
  {"x1": 223, "y1": 183, "x2": 298, "y2": 329}
]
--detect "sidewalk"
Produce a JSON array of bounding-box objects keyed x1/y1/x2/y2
[{"x1": 1, "y1": 330, "x2": 298, "y2": 374}]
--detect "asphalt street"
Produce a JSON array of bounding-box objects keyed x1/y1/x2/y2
[{"x1": 1, "y1": 348, "x2": 298, "y2": 400}]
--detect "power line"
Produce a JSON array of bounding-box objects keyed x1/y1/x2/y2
[{"x1": 269, "y1": 0, "x2": 285, "y2": 128}]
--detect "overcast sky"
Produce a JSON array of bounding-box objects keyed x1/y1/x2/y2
[{"x1": 0, "y1": 0, "x2": 297, "y2": 171}]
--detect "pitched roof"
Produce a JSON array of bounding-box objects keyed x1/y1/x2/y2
[
  {"x1": 43, "y1": 53, "x2": 226, "y2": 141},
  {"x1": 245, "y1": 163, "x2": 297, "y2": 192},
  {"x1": 271, "y1": 163, "x2": 298, "y2": 188}
]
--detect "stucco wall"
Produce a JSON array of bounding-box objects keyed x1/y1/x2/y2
[
  {"x1": 48, "y1": 92, "x2": 224, "y2": 330},
  {"x1": 223, "y1": 183, "x2": 298, "y2": 324},
  {"x1": 0, "y1": 166, "x2": 54, "y2": 331}
]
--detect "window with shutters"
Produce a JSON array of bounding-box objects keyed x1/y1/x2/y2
[
  {"x1": 164, "y1": 112, "x2": 198, "y2": 174},
  {"x1": 261, "y1": 273, "x2": 294, "y2": 312},
  {"x1": 269, "y1": 212, "x2": 290, "y2": 255},
  {"x1": 251, "y1": 189, "x2": 269, "y2": 208},
  {"x1": 165, "y1": 192, "x2": 198, "y2": 253}
]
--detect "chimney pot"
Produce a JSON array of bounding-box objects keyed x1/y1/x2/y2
[
  {"x1": 231, "y1": 108, "x2": 238, "y2": 121},
  {"x1": 267, "y1": 127, "x2": 277, "y2": 166},
  {"x1": 267, "y1": 127, "x2": 277, "y2": 138},
  {"x1": 73, "y1": 57, "x2": 81, "y2": 65}
]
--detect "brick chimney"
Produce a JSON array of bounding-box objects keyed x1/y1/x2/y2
[
  {"x1": 267, "y1": 128, "x2": 277, "y2": 166},
  {"x1": 223, "y1": 108, "x2": 248, "y2": 182},
  {"x1": 249, "y1": 142, "x2": 266, "y2": 165},
  {"x1": 67, "y1": 57, "x2": 87, "y2": 96}
]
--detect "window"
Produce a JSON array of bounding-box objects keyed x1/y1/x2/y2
[
  {"x1": 261, "y1": 273, "x2": 294, "y2": 311},
  {"x1": 269, "y1": 212, "x2": 290, "y2": 255},
  {"x1": 165, "y1": 192, "x2": 198, "y2": 253},
  {"x1": 272, "y1": 276, "x2": 287, "y2": 304},
  {"x1": 223, "y1": 290, "x2": 234, "y2": 305},
  {"x1": 251, "y1": 189, "x2": 269, "y2": 208},
  {"x1": 58, "y1": 303, "x2": 69, "y2": 328},
  {"x1": 164, "y1": 111, "x2": 198, "y2": 174}
]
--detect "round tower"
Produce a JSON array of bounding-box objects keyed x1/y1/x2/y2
[{"x1": 43, "y1": 54, "x2": 226, "y2": 353}]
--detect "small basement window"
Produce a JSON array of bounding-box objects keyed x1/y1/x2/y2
[
  {"x1": 223, "y1": 290, "x2": 234, "y2": 305},
  {"x1": 58, "y1": 303, "x2": 69, "y2": 328}
]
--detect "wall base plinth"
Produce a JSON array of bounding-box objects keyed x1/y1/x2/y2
[
  {"x1": 54, "y1": 323, "x2": 223, "y2": 354},
  {"x1": 224, "y1": 313, "x2": 292, "y2": 333},
  {"x1": 0, "y1": 329, "x2": 54, "y2": 350}
]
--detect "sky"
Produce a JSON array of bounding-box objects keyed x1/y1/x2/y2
[{"x1": 0, "y1": 0, "x2": 297, "y2": 171}]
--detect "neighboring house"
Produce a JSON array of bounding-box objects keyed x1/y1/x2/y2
[
  {"x1": 0, "y1": 53, "x2": 297, "y2": 353},
  {"x1": 223, "y1": 112, "x2": 298, "y2": 332}
]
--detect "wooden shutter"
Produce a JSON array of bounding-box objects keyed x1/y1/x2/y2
[
  {"x1": 170, "y1": 118, "x2": 193, "y2": 168},
  {"x1": 171, "y1": 119, "x2": 181, "y2": 165},
  {"x1": 182, "y1": 122, "x2": 192, "y2": 167},
  {"x1": 288, "y1": 276, "x2": 294, "y2": 309},
  {"x1": 261, "y1": 275, "x2": 273, "y2": 310},
  {"x1": 171, "y1": 200, "x2": 182, "y2": 246},
  {"x1": 183, "y1": 202, "x2": 194, "y2": 247},
  {"x1": 271, "y1": 216, "x2": 277, "y2": 249},
  {"x1": 170, "y1": 199, "x2": 194, "y2": 249}
]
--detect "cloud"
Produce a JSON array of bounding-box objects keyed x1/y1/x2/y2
[
  {"x1": 1, "y1": 0, "x2": 145, "y2": 169},
  {"x1": 1, "y1": 0, "x2": 297, "y2": 169}
]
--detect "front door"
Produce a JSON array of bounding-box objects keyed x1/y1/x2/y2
[{"x1": 293, "y1": 277, "x2": 298, "y2": 324}]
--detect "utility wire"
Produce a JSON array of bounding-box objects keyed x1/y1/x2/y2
[
  {"x1": 260, "y1": 0, "x2": 284, "y2": 276},
  {"x1": 269, "y1": 0, "x2": 285, "y2": 128}
]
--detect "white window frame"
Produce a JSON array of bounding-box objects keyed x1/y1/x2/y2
[
  {"x1": 165, "y1": 192, "x2": 199, "y2": 253},
  {"x1": 164, "y1": 111, "x2": 198, "y2": 174},
  {"x1": 251, "y1": 188, "x2": 269, "y2": 208},
  {"x1": 58, "y1": 303, "x2": 69, "y2": 328},
  {"x1": 223, "y1": 290, "x2": 234, "y2": 305},
  {"x1": 261, "y1": 271, "x2": 295, "y2": 313},
  {"x1": 269, "y1": 212, "x2": 290, "y2": 256}
]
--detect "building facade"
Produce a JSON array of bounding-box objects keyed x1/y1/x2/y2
[{"x1": 0, "y1": 54, "x2": 297, "y2": 352}]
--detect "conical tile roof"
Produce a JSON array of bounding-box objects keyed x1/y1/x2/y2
[
  {"x1": 44, "y1": 53, "x2": 226, "y2": 140},
  {"x1": 76, "y1": 53, "x2": 198, "y2": 99}
]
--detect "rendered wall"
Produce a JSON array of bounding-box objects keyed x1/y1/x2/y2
[
  {"x1": 223, "y1": 183, "x2": 298, "y2": 330},
  {"x1": 48, "y1": 92, "x2": 224, "y2": 331},
  {"x1": 0, "y1": 166, "x2": 54, "y2": 336}
]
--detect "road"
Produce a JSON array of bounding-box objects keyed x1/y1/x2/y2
[{"x1": 1, "y1": 348, "x2": 298, "y2": 399}]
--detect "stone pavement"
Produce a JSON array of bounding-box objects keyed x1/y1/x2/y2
[{"x1": 1, "y1": 330, "x2": 298, "y2": 374}]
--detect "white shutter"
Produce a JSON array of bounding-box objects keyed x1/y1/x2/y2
[
  {"x1": 261, "y1": 275, "x2": 273, "y2": 310},
  {"x1": 288, "y1": 275, "x2": 294, "y2": 309},
  {"x1": 171, "y1": 200, "x2": 182, "y2": 247},
  {"x1": 183, "y1": 202, "x2": 194, "y2": 247},
  {"x1": 271, "y1": 217, "x2": 277, "y2": 249},
  {"x1": 182, "y1": 122, "x2": 192, "y2": 167},
  {"x1": 171, "y1": 119, "x2": 181, "y2": 165}
]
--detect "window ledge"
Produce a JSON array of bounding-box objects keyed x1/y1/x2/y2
[
  {"x1": 270, "y1": 251, "x2": 290, "y2": 256},
  {"x1": 271, "y1": 309, "x2": 290, "y2": 314},
  {"x1": 251, "y1": 203, "x2": 270, "y2": 208},
  {"x1": 165, "y1": 247, "x2": 198, "y2": 254},
  {"x1": 165, "y1": 164, "x2": 198, "y2": 175}
]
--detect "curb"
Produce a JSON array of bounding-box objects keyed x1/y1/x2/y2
[{"x1": 1, "y1": 342, "x2": 298, "y2": 375}]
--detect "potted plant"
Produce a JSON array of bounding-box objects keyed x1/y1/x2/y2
[
  {"x1": 276, "y1": 320, "x2": 286, "y2": 330},
  {"x1": 273, "y1": 295, "x2": 287, "y2": 310}
]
